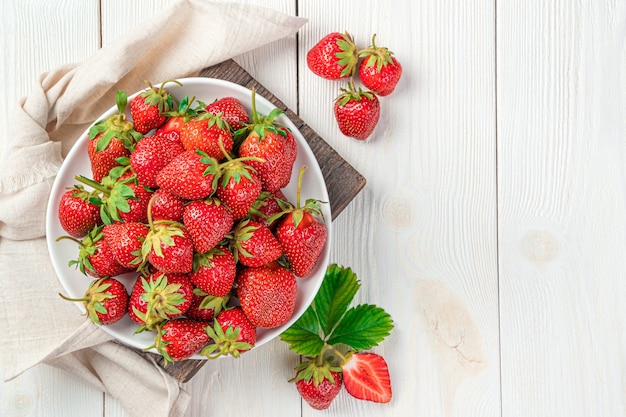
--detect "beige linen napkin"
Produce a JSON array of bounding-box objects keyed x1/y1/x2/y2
[{"x1": 0, "y1": 1, "x2": 306, "y2": 416}]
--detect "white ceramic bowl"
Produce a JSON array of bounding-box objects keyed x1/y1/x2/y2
[{"x1": 45, "y1": 77, "x2": 332, "y2": 358}]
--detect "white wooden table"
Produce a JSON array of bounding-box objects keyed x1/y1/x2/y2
[{"x1": 2, "y1": 0, "x2": 625, "y2": 416}]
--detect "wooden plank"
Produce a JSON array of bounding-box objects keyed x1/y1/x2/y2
[
  {"x1": 497, "y1": 1, "x2": 626, "y2": 416},
  {"x1": 297, "y1": 1, "x2": 500, "y2": 416},
  {"x1": 0, "y1": 0, "x2": 104, "y2": 415}
]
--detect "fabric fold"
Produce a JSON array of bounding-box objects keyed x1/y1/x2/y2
[{"x1": 0, "y1": 1, "x2": 306, "y2": 416}]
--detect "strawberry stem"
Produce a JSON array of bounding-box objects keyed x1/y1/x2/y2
[
  {"x1": 295, "y1": 165, "x2": 308, "y2": 209},
  {"x1": 55, "y1": 235, "x2": 85, "y2": 248}
]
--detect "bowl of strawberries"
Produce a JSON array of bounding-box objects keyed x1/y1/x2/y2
[{"x1": 46, "y1": 77, "x2": 331, "y2": 363}]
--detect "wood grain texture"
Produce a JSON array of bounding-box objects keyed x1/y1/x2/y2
[
  {"x1": 497, "y1": 1, "x2": 626, "y2": 416},
  {"x1": 297, "y1": 1, "x2": 500, "y2": 416}
]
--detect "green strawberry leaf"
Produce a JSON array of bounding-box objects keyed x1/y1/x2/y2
[
  {"x1": 326, "y1": 304, "x2": 393, "y2": 351},
  {"x1": 279, "y1": 306, "x2": 325, "y2": 357},
  {"x1": 314, "y1": 264, "x2": 360, "y2": 335}
]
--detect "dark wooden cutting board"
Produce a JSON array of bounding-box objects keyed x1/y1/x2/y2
[{"x1": 144, "y1": 59, "x2": 366, "y2": 382}]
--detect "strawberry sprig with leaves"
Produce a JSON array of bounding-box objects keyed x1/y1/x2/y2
[{"x1": 280, "y1": 264, "x2": 394, "y2": 409}]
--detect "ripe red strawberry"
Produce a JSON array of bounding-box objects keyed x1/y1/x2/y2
[
  {"x1": 294, "y1": 360, "x2": 342, "y2": 410},
  {"x1": 149, "y1": 189, "x2": 186, "y2": 223},
  {"x1": 249, "y1": 189, "x2": 290, "y2": 230},
  {"x1": 231, "y1": 219, "x2": 282, "y2": 267},
  {"x1": 235, "y1": 262, "x2": 297, "y2": 328},
  {"x1": 183, "y1": 198, "x2": 234, "y2": 253},
  {"x1": 179, "y1": 113, "x2": 233, "y2": 159},
  {"x1": 190, "y1": 246, "x2": 236, "y2": 297},
  {"x1": 185, "y1": 289, "x2": 229, "y2": 321},
  {"x1": 333, "y1": 81, "x2": 380, "y2": 140},
  {"x1": 87, "y1": 90, "x2": 141, "y2": 181},
  {"x1": 272, "y1": 167, "x2": 328, "y2": 277},
  {"x1": 201, "y1": 306, "x2": 256, "y2": 359},
  {"x1": 358, "y1": 35, "x2": 402, "y2": 96},
  {"x1": 130, "y1": 133, "x2": 184, "y2": 188},
  {"x1": 59, "y1": 277, "x2": 128, "y2": 326},
  {"x1": 205, "y1": 96, "x2": 250, "y2": 132},
  {"x1": 237, "y1": 90, "x2": 296, "y2": 192},
  {"x1": 115, "y1": 170, "x2": 152, "y2": 224},
  {"x1": 57, "y1": 185, "x2": 102, "y2": 238},
  {"x1": 156, "y1": 150, "x2": 219, "y2": 200},
  {"x1": 215, "y1": 159, "x2": 263, "y2": 220},
  {"x1": 130, "y1": 80, "x2": 180, "y2": 134},
  {"x1": 102, "y1": 222, "x2": 149, "y2": 269},
  {"x1": 307, "y1": 31, "x2": 359, "y2": 80},
  {"x1": 142, "y1": 199, "x2": 194, "y2": 274},
  {"x1": 341, "y1": 352, "x2": 392, "y2": 403},
  {"x1": 150, "y1": 318, "x2": 211, "y2": 364},
  {"x1": 155, "y1": 96, "x2": 201, "y2": 144},
  {"x1": 58, "y1": 225, "x2": 130, "y2": 278},
  {"x1": 128, "y1": 272, "x2": 193, "y2": 330}
]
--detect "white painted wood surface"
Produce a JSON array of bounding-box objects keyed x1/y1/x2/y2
[{"x1": 0, "y1": 1, "x2": 624, "y2": 416}]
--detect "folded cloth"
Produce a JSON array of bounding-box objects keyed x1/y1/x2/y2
[{"x1": 0, "y1": 1, "x2": 306, "y2": 416}]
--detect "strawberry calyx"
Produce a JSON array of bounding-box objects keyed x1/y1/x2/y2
[
  {"x1": 336, "y1": 79, "x2": 376, "y2": 107},
  {"x1": 234, "y1": 89, "x2": 287, "y2": 145},
  {"x1": 201, "y1": 318, "x2": 253, "y2": 359},
  {"x1": 291, "y1": 352, "x2": 342, "y2": 387},
  {"x1": 138, "y1": 79, "x2": 181, "y2": 113},
  {"x1": 56, "y1": 225, "x2": 104, "y2": 275},
  {"x1": 334, "y1": 31, "x2": 359, "y2": 78},
  {"x1": 161, "y1": 95, "x2": 203, "y2": 122},
  {"x1": 268, "y1": 166, "x2": 325, "y2": 228},
  {"x1": 357, "y1": 34, "x2": 397, "y2": 73},
  {"x1": 229, "y1": 218, "x2": 260, "y2": 262},
  {"x1": 192, "y1": 286, "x2": 229, "y2": 318},
  {"x1": 58, "y1": 277, "x2": 116, "y2": 326},
  {"x1": 133, "y1": 274, "x2": 186, "y2": 332},
  {"x1": 89, "y1": 90, "x2": 142, "y2": 151}
]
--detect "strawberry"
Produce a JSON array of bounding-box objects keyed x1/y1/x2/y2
[
  {"x1": 183, "y1": 198, "x2": 234, "y2": 253},
  {"x1": 156, "y1": 150, "x2": 219, "y2": 200},
  {"x1": 294, "y1": 360, "x2": 342, "y2": 410},
  {"x1": 185, "y1": 288, "x2": 229, "y2": 321},
  {"x1": 306, "y1": 31, "x2": 359, "y2": 80},
  {"x1": 333, "y1": 81, "x2": 380, "y2": 140},
  {"x1": 141, "y1": 195, "x2": 194, "y2": 274},
  {"x1": 190, "y1": 246, "x2": 236, "y2": 297},
  {"x1": 341, "y1": 352, "x2": 392, "y2": 403},
  {"x1": 215, "y1": 158, "x2": 263, "y2": 220},
  {"x1": 272, "y1": 167, "x2": 328, "y2": 277},
  {"x1": 205, "y1": 96, "x2": 250, "y2": 132},
  {"x1": 249, "y1": 189, "x2": 290, "y2": 230},
  {"x1": 57, "y1": 225, "x2": 130, "y2": 278},
  {"x1": 59, "y1": 277, "x2": 128, "y2": 326},
  {"x1": 128, "y1": 272, "x2": 193, "y2": 330},
  {"x1": 87, "y1": 90, "x2": 141, "y2": 181},
  {"x1": 230, "y1": 219, "x2": 282, "y2": 267},
  {"x1": 149, "y1": 318, "x2": 211, "y2": 364},
  {"x1": 130, "y1": 80, "x2": 180, "y2": 134},
  {"x1": 102, "y1": 222, "x2": 149, "y2": 269},
  {"x1": 115, "y1": 170, "x2": 152, "y2": 224},
  {"x1": 57, "y1": 185, "x2": 102, "y2": 238},
  {"x1": 201, "y1": 306, "x2": 256, "y2": 359},
  {"x1": 237, "y1": 90, "x2": 296, "y2": 192},
  {"x1": 149, "y1": 189, "x2": 186, "y2": 223},
  {"x1": 179, "y1": 113, "x2": 233, "y2": 159},
  {"x1": 235, "y1": 262, "x2": 297, "y2": 329},
  {"x1": 358, "y1": 35, "x2": 402, "y2": 96},
  {"x1": 130, "y1": 133, "x2": 185, "y2": 188},
  {"x1": 156, "y1": 96, "x2": 201, "y2": 144}
]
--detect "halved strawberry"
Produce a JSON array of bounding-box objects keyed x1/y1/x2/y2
[{"x1": 341, "y1": 352, "x2": 392, "y2": 403}]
